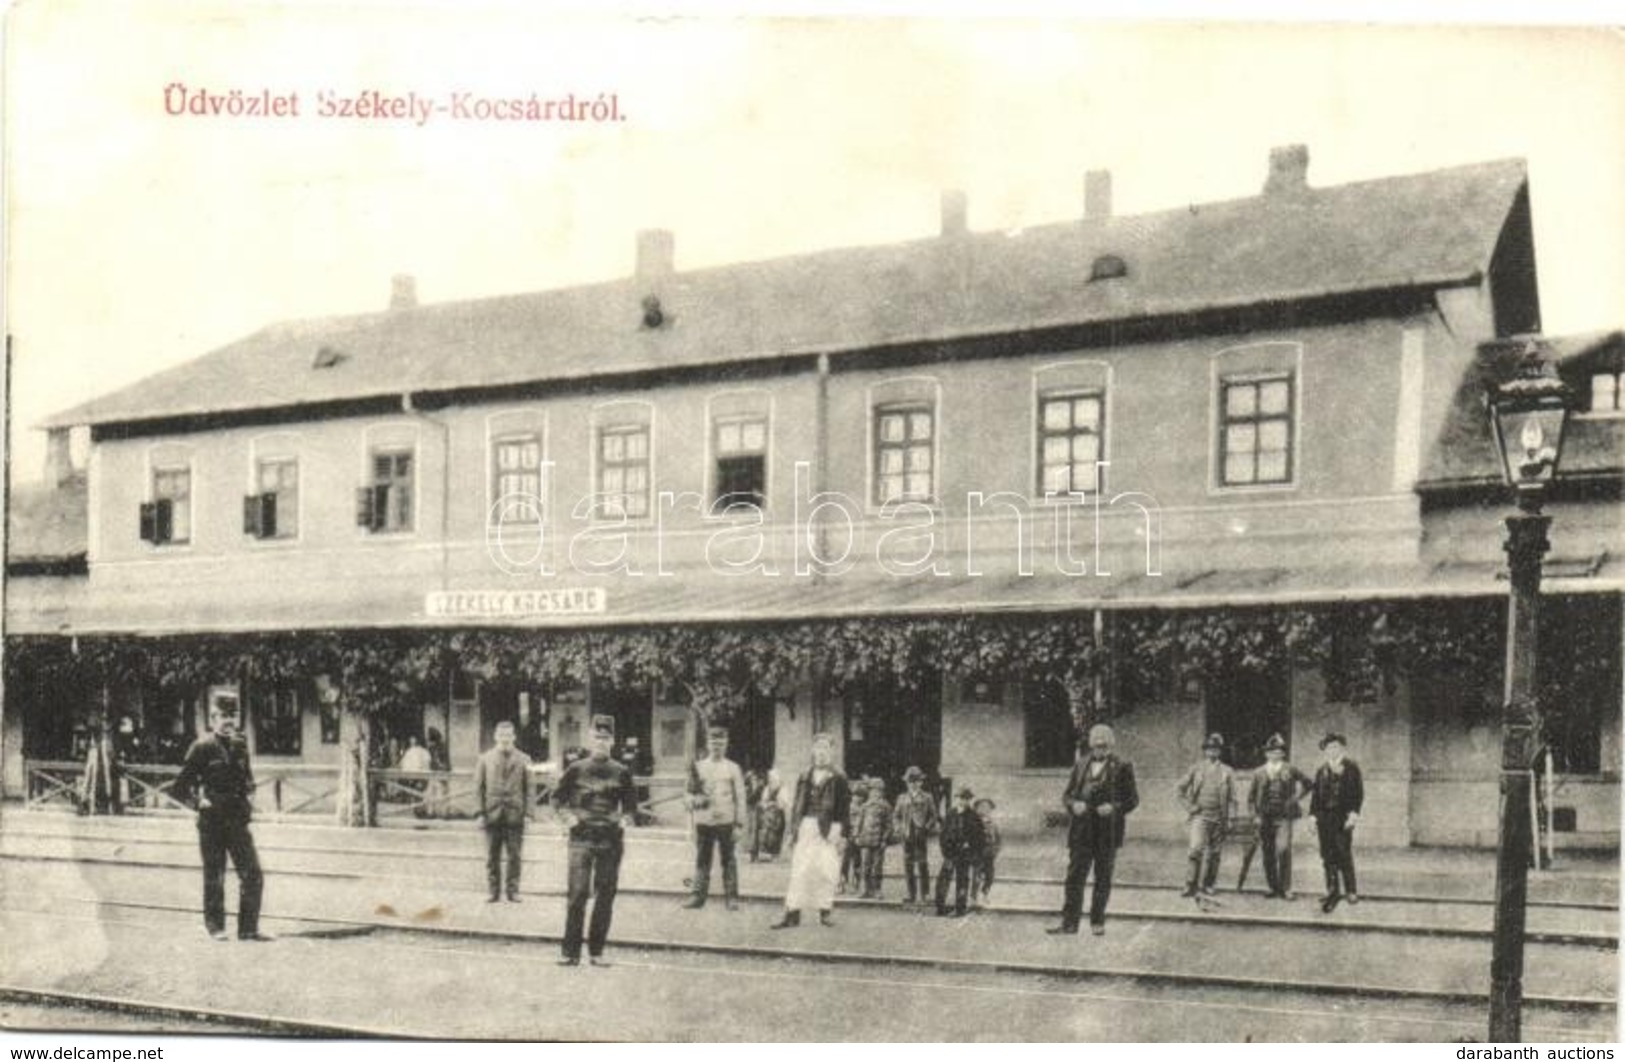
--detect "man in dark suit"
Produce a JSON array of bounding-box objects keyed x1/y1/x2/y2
[
  {"x1": 1310, "y1": 732, "x2": 1364, "y2": 912},
  {"x1": 475, "y1": 720, "x2": 534, "y2": 902},
  {"x1": 173, "y1": 699, "x2": 271, "y2": 942},
  {"x1": 1049, "y1": 723, "x2": 1139, "y2": 937}
]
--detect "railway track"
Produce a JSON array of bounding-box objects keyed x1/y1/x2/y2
[
  {"x1": 0, "y1": 901, "x2": 1613, "y2": 1042},
  {"x1": 8, "y1": 816, "x2": 1614, "y2": 911},
  {"x1": 2, "y1": 835, "x2": 1615, "y2": 949}
]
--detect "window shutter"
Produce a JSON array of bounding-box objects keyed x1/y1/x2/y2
[
  {"x1": 139, "y1": 502, "x2": 158, "y2": 543},
  {"x1": 261, "y1": 492, "x2": 278, "y2": 539},
  {"x1": 243, "y1": 494, "x2": 263, "y2": 537},
  {"x1": 356, "y1": 486, "x2": 376, "y2": 530},
  {"x1": 154, "y1": 498, "x2": 174, "y2": 544}
]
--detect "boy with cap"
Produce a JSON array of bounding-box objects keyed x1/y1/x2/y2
[
  {"x1": 839, "y1": 778, "x2": 868, "y2": 894},
  {"x1": 1248, "y1": 733, "x2": 1312, "y2": 899},
  {"x1": 893, "y1": 765, "x2": 939, "y2": 904},
  {"x1": 934, "y1": 786, "x2": 986, "y2": 917},
  {"x1": 853, "y1": 777, "x2": 893, "y2": 899},
  {"x1": 1310, "y1": 732, "x2": 1364, "y2": 912},
  {"x1": 972, "y1": 796, "x2": 1001, "y2": 909},
  {"x1": 1177, "y1": 733, "x2": 1234, "y2": 898}
]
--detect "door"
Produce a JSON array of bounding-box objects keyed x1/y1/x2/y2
[
  {"x1": 731, "y1": 687, "x2": 777, "y2": 773},
  {"x1": 1204, "y1": 665, "x2": 1290, "y2": 770},
  {"x1": 843, "y1": 674, "x2": 941, "y2": 794},
  {"x1": 477, "y1": 679, "x2": 549, "y2": 761},
  {"x1": 591, "y1": 683, "x2": 653, "y2": 774}
]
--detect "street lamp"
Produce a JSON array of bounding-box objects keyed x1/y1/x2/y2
[{"x1": 1482, "y1": 335, "x2": 1573, "y2": 1043}]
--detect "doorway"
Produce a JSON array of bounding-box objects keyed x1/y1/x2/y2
[
  {"x1": 591, "y1": 683, "x2": 654, "y2": 774},
  {"x1": 1204, "y1": 665, "x2": 1290, "y2": 770},
  {"x1": 842, "y1": 674, "x2": 942, "y2": 793},
  {"x1": 730, "y1": 687, "x2": 777, "y2": 773},
  {"x1": 477, "y1": 679, "x2": 549, "y2": 761}
]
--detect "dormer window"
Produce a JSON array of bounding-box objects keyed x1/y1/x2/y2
[
  {"x1": 1088, "y1": 254, "x2": 1128, "y2": 282},
  {"x1": 313, "y1": 346, "x2": 347, "y2": 369}
]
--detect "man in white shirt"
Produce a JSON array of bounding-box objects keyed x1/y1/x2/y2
[{"x1": 682, "y1": 726, "x2": 748, "y2": 911}]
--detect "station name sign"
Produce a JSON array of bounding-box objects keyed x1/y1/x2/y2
[{"x1": 425, "y1": 588, "x2": 607, "y2": 619}]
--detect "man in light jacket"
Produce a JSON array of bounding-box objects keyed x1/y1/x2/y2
[{"x1": 474, "y1": 720, "x2": 534, "y2": 902}]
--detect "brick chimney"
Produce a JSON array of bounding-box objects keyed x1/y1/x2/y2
[
  {"x1": 1084, "y1": 170, "x2": 1112, "y2": 220},
  {"x1": 43, "y1": 427, "x2": 74, "y2": 488},
  {"x1": 635, "y1": 229, "x2": 675, "y2": 281},
  {"x1": 389, "y1": 274, "x2": 417, "y2": 310},
  {"x1": 1263, "y1": 144, "x2": 1310, "y2": 196},
  {"x1": 940, "y1": 189, "x2": 968, "y2": 236}
]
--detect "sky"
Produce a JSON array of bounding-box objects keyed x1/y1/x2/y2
[{"x1": 5, "y1": 4, "x2": 1625, "y2": 483}]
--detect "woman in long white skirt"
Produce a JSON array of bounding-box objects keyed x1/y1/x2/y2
[{"x1": 771, "y1": 733, "x2": 852, "y2": 929}]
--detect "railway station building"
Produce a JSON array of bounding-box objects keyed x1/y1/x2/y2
[{"x1": 5, "y1": 146, "x2": 1621, "y2": 848}]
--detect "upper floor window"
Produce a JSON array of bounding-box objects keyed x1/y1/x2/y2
[
  {"x1": 598, "y1": 425, "x2": 651, "y2": 519},
  {"x1": 357, "y1": 449, "x2": 414, "y2": 533},
  {"x1": 1218, "y1": 374, "x2": 1294, "y2": 487},
  {"x1": 874, "y1": 403, "x2": 935, "y2": 505},
  {"x1": 245, "y1": 458, "x2": 298, "y2": 540},
  {"x1": 713, "y1": 416, "x2": 767, "y2": 513},
  {"x1": 140, "y1": 466, "x2": 191, "y2": 546},
  {"x1": 1038, "y1": 391, "x2": 1104, "y2": 496},
  {"x1": 493, "y1": 435, "x2": 543, "y2": 524},
  {"x1": 1589, "y1": 371, "x2": 1623, "y2": 414}
]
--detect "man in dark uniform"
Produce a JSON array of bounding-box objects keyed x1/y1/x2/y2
[
  {"x1": 1049, "y1": 723, "x2": 1139, "y2": 937},
  {"x1": 1310, "y1": 732, "x2": 1364, "y2": 912},
  {"x1": 552, "y1": 722, "x2": 638, "y2": 966},
  {"x1": 173, "y1": 700, "x2": 271, "y2": 942}
]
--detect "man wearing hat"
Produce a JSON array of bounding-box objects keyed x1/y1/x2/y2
[
  {"x1": 551, "y1": 722, "x2": 639, "y2": 965},
  {"x1": 1309, "y1": 732, "x2": 1364, "y2": 912},
  {"x1": 682, "y1": 725, "x2": 748, "y2": 911},
  {"x1": 934, "y1": 786, "x2": 986, "y2": 917},
  {"x1": 892, "y1": 765, "x2": 939, "y2": 904},
  {"x1": 1050, "y1": 723, "x2": 1139, "y2": 936},
  {"x1": 173, "y1": 697, "x2": 272, "y2": 942},
  {"x1": 1177, "y1": 732, "x2": 1234, "y2": 898},
  {"x1": 1248, "y1": 733, "x2": 1312, "y2": 899}
]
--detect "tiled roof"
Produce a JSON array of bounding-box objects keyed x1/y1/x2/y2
[
  {"x1": 43, "y1": 157, "x2": 1529, "y2": 429},
  {"x1": 6, "y1": 476, "x2": 88, "y2": 566},
  {"x1": 1422, "y1": 330, "x2": 1625, "y2": 485}
]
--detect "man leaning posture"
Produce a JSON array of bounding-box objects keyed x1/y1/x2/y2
[
  {"x1": 1310, "y1": 732, "x2": 1364, "y2": 912},
  {"x1": 1177, "y1": 732, "x2": 1234, "y2": 898},
  {"x1": 173, "y1": 700, "x2": 271, "y2": 942},
  {"x1": 682, "y1": 726, "x2": 747, "y2": 911},
  {"x1": 552, "y1": 722, "x2": 638, "y2": 965},
  {"x1": 1049, "y1": 724, "x2": 1139, "y2": 937},
  {"x1": 474, "y1": 720, "x2": 534, "y2": 902},
  {"x1": 1248, "y1": 733, "x2": 1312, "y2": 899}
]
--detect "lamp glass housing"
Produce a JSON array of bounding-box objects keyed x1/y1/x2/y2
[{"x1": 1489, "y1": 399, "x2": 1569, "y2": 487}]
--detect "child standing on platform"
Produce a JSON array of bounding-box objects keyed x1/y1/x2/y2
[{"x1": 972, "y1": 796, "x2": 1000, "y2": 909}]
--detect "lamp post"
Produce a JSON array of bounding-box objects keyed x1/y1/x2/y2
[{"x1": 1483, "y1": 336, "x2": 1573, "y2": 1043}]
